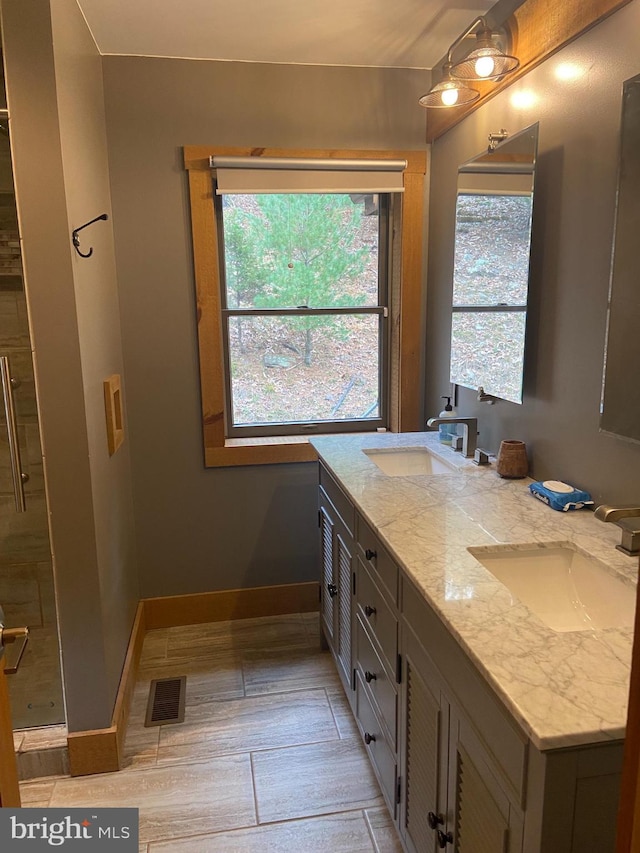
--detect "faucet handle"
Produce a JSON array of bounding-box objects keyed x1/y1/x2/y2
[
  {"x1": 594, "y1": 505, "x2": 640, "y2": 556},
  {"x1": 473, "y1": 448, "x2": 491, "y2": 466},
  {"x1": 594, "y1": 505, "x2": 640, "y2": 523}
]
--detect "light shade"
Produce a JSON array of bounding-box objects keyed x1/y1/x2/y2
[
  {"x1": 419, "y1": 65, "x2": 480, "y2": 109},
  {"x1": 450, "y1": 26, "x2": 519, "y2": 81}
]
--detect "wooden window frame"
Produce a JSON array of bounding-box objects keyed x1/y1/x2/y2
[{"x1": 184, "y1": 146, "x2": 427, "y2": 467}]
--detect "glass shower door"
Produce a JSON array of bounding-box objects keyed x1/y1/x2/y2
[{"x1": 0, "y1": 110, "x2": 64, "y2": 728}]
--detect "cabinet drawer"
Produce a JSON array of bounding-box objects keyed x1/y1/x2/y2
[
  {"x1": 357, "y1": 515, "x2": 398, "y2": 604},
  {"x1": 320, "y1": 464, "x2": 355, "y2": 536},
  {"x1": 402, "y1": 575, "x2": 528, "y2": 805},
  {"x1": 356, "y1": 615, "x2": 398, "y2": 748},
  {"x1": 357, "y1": 558, "x2": 398, "y2": 674},
  {"x1": 355, "y1": 672, "x2": 397, "y2": 814}
]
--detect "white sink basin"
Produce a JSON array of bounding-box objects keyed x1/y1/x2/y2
[
  {"x1": 363, "y1": 447, "x2": 456, "y2": 477},
  {"x1": 469, "y1": 544, "x2": 636, "y2": 632}
]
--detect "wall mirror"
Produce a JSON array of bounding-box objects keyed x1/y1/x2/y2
[
  {"x1": 600, "y1": 73, "x2": 640, "y2": 443},
  {"x1": 449, "y1": 123, "x2": 539, "y2": 403}
]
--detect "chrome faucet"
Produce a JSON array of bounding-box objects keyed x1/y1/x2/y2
[
  {"x1": 594, "y1": 505, "x2": 640, "y2": 556},
  {"x1": 426, "y1": 416, "x2": 478, "y2": 459}
]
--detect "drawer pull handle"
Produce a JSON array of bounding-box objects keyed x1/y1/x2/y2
[
  {"x1": 364, "y1": 605, "x2": 376, "y2": 617},
  {"x1": 365, "y1": 548, "x2": 377, "y2": 560},
  {"x1": 327, "y1": 583, "x2": 338, "y2": 598},
  {"x1": 364, "y1": 732, "x2": 376, "y2": 745},
  {"x1": 437, "y1": 829, "x2": 453, "y2": 848},
  {"x1": 428, "y1": 812, "x2": 444, "y2": 830},
  {"x1": 364, "y1": 670, "x2": 376, "y2": 683}
]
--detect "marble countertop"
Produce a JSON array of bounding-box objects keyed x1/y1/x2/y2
[{"x1": 310, "y1": 431, "x2": 637, "y2": 751}]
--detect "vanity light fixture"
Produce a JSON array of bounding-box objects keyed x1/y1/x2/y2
[
  {"x1": 450, "y1": 18, "x2": 519, "y2": 82},
  {"x1": 419, "y1": 16, "x2": 519, "y2": 109},
  {"x1": 418, "y1": 62, "x2": 480, "y2": 109}
]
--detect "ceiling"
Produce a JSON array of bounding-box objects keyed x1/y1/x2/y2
[{"x1": 75, "y1": 0, "x2": 496, "y2": 70}]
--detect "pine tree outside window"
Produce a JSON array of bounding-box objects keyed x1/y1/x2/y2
[{"x1": 218, "y1": 191, "x2": 389, "y2": 436}]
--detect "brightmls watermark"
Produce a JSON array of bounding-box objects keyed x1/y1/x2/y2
[{"x1": 0, "y1": 809, "x2": 138, "y2": 850}]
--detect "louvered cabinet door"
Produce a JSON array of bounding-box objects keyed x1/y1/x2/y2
[
  {"x1": 319, "y1": 501, "x2": 336, "y2": 649},
  {"x1": 448, "y1": 713, "x2": 523, "y2": 853},
  {"x1": 400, "y1": 628, "x2": 449, "y2": 853},
  {"x1": 335, "y1": 529, "x2": 354, "y2": 691},
  {"x1": 454, "y1": 747, "x2": 508, "y2": 853}
]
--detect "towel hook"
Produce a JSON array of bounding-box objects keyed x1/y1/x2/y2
[{"x1": 72, "y1": 213, "x2": 109, "y2": 258}]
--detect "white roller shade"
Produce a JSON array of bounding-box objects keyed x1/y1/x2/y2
[
  {"x1": 457, "y1": 171, "x2": 533, "y2": 195},
  {"x1": 211, "y1": 156, "x2": 406, "y2": 194}
]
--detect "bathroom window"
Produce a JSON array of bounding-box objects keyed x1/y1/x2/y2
[
  {"x1": 184, "y1": 147, "x2": 426, "y2": 467},
  {"x1": 218, "y1": 192, "x2": 389, "y2": 438}
]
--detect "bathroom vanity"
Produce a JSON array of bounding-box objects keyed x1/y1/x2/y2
[{"x1": 312, "y1": 432, "x2": 636, "y2": 853}]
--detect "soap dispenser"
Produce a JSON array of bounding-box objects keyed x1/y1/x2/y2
[{"x1": 437, "y1": 396, "x2": 457, "y2": 445}]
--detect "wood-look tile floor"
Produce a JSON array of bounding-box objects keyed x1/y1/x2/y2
[{"x1": 20, "y1": 612, "x2": 403, "y2": 852}]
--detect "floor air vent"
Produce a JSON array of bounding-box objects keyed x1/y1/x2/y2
[{"x1": 144, "y1": 676, "x2": 186, "y2": 727}]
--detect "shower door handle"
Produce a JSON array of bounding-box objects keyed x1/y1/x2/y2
[
  {"x1": 0, "y1": 355, "x2": 28, "y2": 512},
  {"x1": 0, "y1": 607, "x2": 29, "y2": 676},
  {"x1": 0, "y1": 626, "x2": 29, "y2": 675}
]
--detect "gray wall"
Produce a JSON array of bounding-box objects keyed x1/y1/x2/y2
[
  {"x1": 426, "y1": 0, "x2": 640, "y2": 504},
  {"x1": 2, "y1": 0, "x2": 139, "y2": 731},
  {"x1": 102, "y1": 57, "x2": 431, "y2": 598}
]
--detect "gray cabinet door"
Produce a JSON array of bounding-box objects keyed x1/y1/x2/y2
[
  {"x1": 335, "y1": 528, "x2": 354, "y2": 691},
  {"x1": 448, "y1": 710, "x2": 523, "y2": 853},
  {"x1": 320, "y1": 486, "x2": 355, "y2": 700},
  {"x1": 454, "y1": 745, "x2": 509, "y2": 852},
  {"x1": 319, "y1": 499, "x2": 336, "y2": 650},
  {"x1": 400, "y1": 627, "x2": 448, "y2": 853}
]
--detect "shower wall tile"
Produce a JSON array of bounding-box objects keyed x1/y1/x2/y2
[
  {"x1": 0, "y1": 289, "x2": 29, "y2": 348},
  {"x1": 9, "y1": 627, "x2": 64, "y2": 698},
  {"x1": 0, "y1": 423, "x2": 43, "y2": 498},
  {"x1": 23, "y1": 423, "x2": 45, "y2": 495},
  {"x1": 2, "y1": 555, "x2": 63, "y2": 729},
  {"x1": 0, "y1": 275, "x2": 21, "y2": 293},
  {"x1": 0, "y1": 231, "x2": 22, "y2": 275},
  {"x1": 5, "y1": 348, "x2": 38, "y2": 423},
  {"x1": 0, "y1": 493, "x2": 51, "y2": 565},
  {"x1": 37, "y1": 561, "x2": 58, "y2": 624},
  {"x1": 0, "y1": 561, "x2": 43, "y2": 625},
  {"x1": 15, "y1": 288, "x2": 28, "y2": 327},
  {"x1": 0, "y1": 289, "x2": 18, "y2": 320}
]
